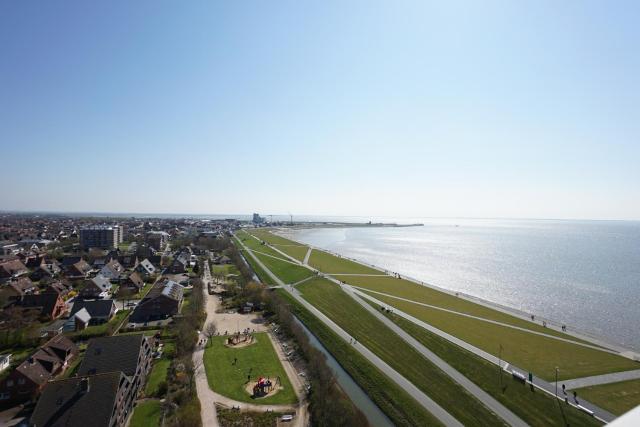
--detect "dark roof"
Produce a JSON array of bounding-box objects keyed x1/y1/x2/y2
[
  {"x1": 15, "y1": 335, "x2": 77, "y2": 386},
  {"x1": 70, "y1": 299, "x2": 115, "y2": 318},
  {"x1": 125, "y1": 272, "x2": 144, "y2": 288},
  {"x1": 21, "y1": 293, "x2": 63, "y2": 317},
  {"x1": 78, "y1": 334, "x2": 147, "y2": 377},
  {"x1": 145, "y1": 280, "x2": 183, "y2": 302},
  {"x1": 30, "y1": 372, "x2": 125, "y2": 427}
]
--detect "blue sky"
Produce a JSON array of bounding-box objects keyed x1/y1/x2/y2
[{"x1": 1, "y1": 1, "x2": 639, "y2": 219}]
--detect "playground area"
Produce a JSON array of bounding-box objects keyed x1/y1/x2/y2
[{"x1": 204, "y1": 332, "x2": 297, "y2": 405}]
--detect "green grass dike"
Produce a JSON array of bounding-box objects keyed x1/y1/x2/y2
[
  {"x1": 276, "y1": 289, "x2": 443, "y2": 427},
  {"x1": 362, "y1": 290, "x2": 639, "y2": 381},
  {"x1": 370, "y1": 300, "x2": 602, "y2": 427},
  {"x1": 575, "y1": 378, "x2": 640, "y2": 416},
  {"x1": 296, "y1": 277, "x2": 506, "y2": 426}
]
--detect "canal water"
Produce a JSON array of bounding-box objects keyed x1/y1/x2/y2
[{"x1": 293, "y1": 317, "x2": 393, "y2": 427}]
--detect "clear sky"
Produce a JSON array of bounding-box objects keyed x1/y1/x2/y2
[{"x1": 1, "y1": 1, "x2": 639, "y2": 220}]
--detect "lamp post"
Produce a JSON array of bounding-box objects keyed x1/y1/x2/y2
[{"x1": 555, "y1": 367, "x2": 559, "y2": 398}]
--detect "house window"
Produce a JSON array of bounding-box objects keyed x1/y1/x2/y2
[
  {"x1": 17, "y1": 378, "x2": 25, "y2": 385},
  {"x1": 0, "y1": 392, "x2": 9, "y2": 400},
  {"x1": 6, "y1": 380, "x2": 13, "y2": 387}
]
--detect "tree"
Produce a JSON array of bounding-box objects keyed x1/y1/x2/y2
[{"x1": 203, "y1": 322, "x2": 217, "y2": 345}]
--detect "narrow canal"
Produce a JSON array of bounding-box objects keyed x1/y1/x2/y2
[{"x1": 294, "y1": 317, "x2": 394, "y2": 427}]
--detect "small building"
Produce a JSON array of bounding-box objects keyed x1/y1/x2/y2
[
  {"x1": 98, "y1": 259, "x2": 125, "y2": 282},
  {"x1": 0, "y1": 259, "x2": 29, "y2": 282},
  {"x1": 64, "y1": 307, "x2": 92, "y2": 332},
  {"x1": 68, "y1": 299, "x2": 116, "y2": 326},
  {"x1": 20, "y1": 291, "x2": 67, "y2": 320},
  {"x1": 80, "y1": 275, "x2": 112, "y2": 299},
  {"x1": 134, "y1": 259, "x2": 157, "y2": 279},
  {"x1": 119, "y1": 272, "x2": 145, "y2": 294},
  {"x1": 0, "y1": 335, "x2": 78, "y2": 405},
  {"x1": 2, "y1": 277, "x2": 37, "y2": 301},
  {"x1": 64, "y1": 259, "x2": 92, "y2": 280}
]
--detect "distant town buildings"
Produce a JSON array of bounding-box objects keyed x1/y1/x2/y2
[{"x1": 79, "y1": 225, "x2": 124, "y2": 249}]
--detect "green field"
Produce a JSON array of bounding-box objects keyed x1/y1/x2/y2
[
  {"x1": 130, "y1": 400, "x2": 162, "y2": 427},
  {"x1": 308, "y1": 249, "x2": 384, "y2": 274},
  {"x1": 297, "y1": 278, "x2": 504, "y2": 426},
  {"x1": 276, "y1": 289, "x2": 443, "y2": 427},
  {"x1": 252, "y1": 251, "x2": 314, "y2": 284},
  {"x1": 363, "y1": 291, "x2": 638, "y2": 381},
  {"x1": 203, "y1": 333, "x2": 297, "y2": 405},
  {"x1": 373, "y1": 302, "x2": 602, "y2": 426},
  {"x1": 576, "y1": 379, "x2": 640, "y2": 416}
]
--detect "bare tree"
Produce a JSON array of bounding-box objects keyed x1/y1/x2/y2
[{"x1": 203, "y1": 322, "x2": 217, "y2": 345}]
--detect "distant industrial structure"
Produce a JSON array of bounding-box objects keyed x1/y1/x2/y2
[
  {"x1": 79, "y1": 225, "x2": 124, "y2": 249},
  {"x1": 252, "y1": 213, "x2": 265, "y2": 224}
]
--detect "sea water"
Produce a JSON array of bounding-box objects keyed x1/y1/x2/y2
[{"x1": 286, "y1": 218, "x2": 640, "y2": 351}]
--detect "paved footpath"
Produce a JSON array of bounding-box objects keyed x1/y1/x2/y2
[
  {"x1": 303, "y1": 247, "x2": 311, "y2": 265},
  {"x1": 342, "y1": 285, "x2": 528, "y2": 427},
  {"x1": 561, "y1": 369, "x2": 640, "y2": 390},
  {"x1": 238, "y1": 236, "x2": 464, "y2": 426},
  {"x1": 353, "y1": 288, "x2": 617, "y2": 424},
  {"x1": 194, "y1": 260, "x2": 308, "y2": 426},
  {"x1": 354, "y1": 287, "x2": 619, "y2": 354}
]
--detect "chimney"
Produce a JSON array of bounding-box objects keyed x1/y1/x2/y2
[{"x1": 79, "y1": 377, "x2": 90, "y2": 393}]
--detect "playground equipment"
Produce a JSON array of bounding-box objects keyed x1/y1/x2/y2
[
  {"x1": 251, "y1": 376, "x2": 281, "y2": 398},
  {"x1": 227, "y1": 330, "x2": 254, "y2": 346}
]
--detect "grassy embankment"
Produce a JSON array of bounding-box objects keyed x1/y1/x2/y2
[
  {"x1": 247, "y1": 229, "x2": 310, "y2": 262},
  {"x1": 371, "y1": 301, "x2": 602, "y2": 426},
  {"x1": 308, "y1": 249, "x2": 384, "y2": 275},
  {"x1": 575, "y1": 379, "x2": 640, "y2": 416},
  {"x1": 203, "y1": 333, "x2": 297, "y2": 405},
  {"x1": 235, "y1": 232, "x2": 313, "y2": 284},
  {"x1": 276, "y1": 289, "x2": 443, "y2": 427},
  {"x1": 361, "y1": 289, "x2": 638, "y2": 381},
  {"x1": 296, "y1": 277, "x2": 504, "y2": 427}
]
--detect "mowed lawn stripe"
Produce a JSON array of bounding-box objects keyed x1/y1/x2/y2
[
  {"x1": 248, "y1": 229, "x2": 305, "y2": 247},
  {"x1": 252, "y1": 252, "x2": 314, "y2": 284},
  {"x1": 271, "y1": 244, "x2": 309, "y2": 262},
  {"x1": 204, "y1": 333, "x2": 297, "y2": 405},
  {"x1": 309, "y1": 249, "x2": 384, "y2": 275},
  {"x1": 276, "y1": 289, "x2": 444, "y2": 427},
  {"x1": 364, "y1": 290, "x2": 638, "y2": 381},
  {"x1": 343, "y1": 275, "x2": 595, "y2": 343},
  {"x1": 297, "y1": 278, "x2": 505, "y2": 427},
  {"x1": 575, "y1": 379, "x2": 640, "y2": 416},
  {"x1": 371, "y1": 301, "x2": 602, "y2": 427}
]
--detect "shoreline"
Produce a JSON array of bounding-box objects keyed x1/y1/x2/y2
[{"x1": 273, "y1": 227, "x2": 640, "y2": 358}]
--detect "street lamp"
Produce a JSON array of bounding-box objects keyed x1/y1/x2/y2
[{"x1": 555, "y1": 367, "x2": 559, "y2": 398}]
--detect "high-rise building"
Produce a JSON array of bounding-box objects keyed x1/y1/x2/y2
[
  {"x1": 79, "y1": 225, "x2": 123, "y2": 249},
  {"x1": 252, "y1": 213, "x2": 264, "y2": 224}
]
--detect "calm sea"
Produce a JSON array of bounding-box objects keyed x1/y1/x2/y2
[{"x1": 285, "y1": 219, "x2": 640, "y2": 351}]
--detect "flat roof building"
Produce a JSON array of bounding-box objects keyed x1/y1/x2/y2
[{"x1": 79, "y1": 225, "x2": 123, "y2": 249}]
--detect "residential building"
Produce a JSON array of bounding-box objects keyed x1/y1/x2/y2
[
  {"x1": 99, "y1": 259, "x2": 124, "y2": 282},
  {"x1": 129, "y1": 279, "x2": 183, "y2": 322},
  {"x1": 0, "y1": 335, "x2": 78, "y2": 404},
  {"x1": 119, "y1": 272, "x2": 144, "y2": 294},
  {"x1": 134, "y1": 259, "x2": 156, "y2": 279},
  {"x1": 79, "y1": 225, "x2": 124, "y2": 250},
  {"x1": 30, "y1": 372, "x2": 132, "y2": 427},
  {"x1": 20, "y1": 291, "x2": 67, "y2": 320},
  {"x1": 80, "y1": 275, "x2": 112, "y2": 299},
  {"x1": 68, "y1": 299, "x2": 116, "y2": 326}
]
